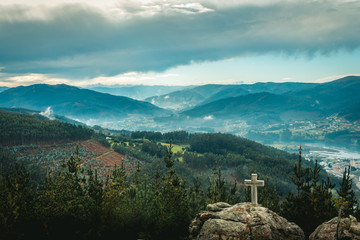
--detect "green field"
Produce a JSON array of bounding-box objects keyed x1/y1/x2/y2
[{"x1": 160, "y1": 143, "x2": 184, "y2": 153}]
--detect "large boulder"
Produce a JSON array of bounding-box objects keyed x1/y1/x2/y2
[
  {"x1": 189, "y1": 202, "x2": 305, "y2": 240},
  {"x1": 309, "y1": 215, "x2": 360, "y2": 240}
]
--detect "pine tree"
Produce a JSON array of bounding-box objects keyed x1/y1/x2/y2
[
  {"x1": 155, "y1": 143, "x2": 190, "y2": 239},
  {"x1": 111, "y1": 162, "x2": 128, "y2": 190},
  {"x1": 291, "y1": 146, "x2": 311, "y2": 193},
  {"x1": 258, "y1": 176, "x2": 281, "y2": 212},
  {"x1": 337, "y1": 165, "x2": 357, "y2": 217},
  {"x1": 282, "y1": 147, "x2": 336, "y2": 237},
  {"x1": 207, "y1": 163, "x2": 228, "y2": 203}
]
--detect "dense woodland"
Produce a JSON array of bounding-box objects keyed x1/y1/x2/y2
[
  {"x1": 0, "y1": 113, "x2": 359, "y2": 239},
  {"x1": 0, "y1": 110, "x2": 93, "y2": 145},
  {"x1": 1, "y1": 143, "x2": 359, "y2": 239},
  {"x1": 119, "y1": 131, "x2": 330, "y2": 195}
]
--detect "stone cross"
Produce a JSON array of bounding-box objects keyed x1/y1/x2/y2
[{"x1": 244, "y1": 173, "x2": 264, "y2": 205}]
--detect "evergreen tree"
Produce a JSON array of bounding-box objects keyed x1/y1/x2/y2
[
  {"x1": 258, "y1": 176, "x2": 281, "y2": 213},
  {"x1": 291, "y1": 146, "x2": 311, "y2": 193},
  {"x1": 281, "y1": 147, "x2": 336, "y2": 237},
  {"x1": 155, "y1": 143, "x2": 190, "y2": 239},
  {"x1": 337, "y1": 165, "x2": 357, "y2": 217},
  {"x1": 207, "y1": 164, "x2": 229, "y2": 203}
]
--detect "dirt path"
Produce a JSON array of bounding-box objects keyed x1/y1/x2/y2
[{"x1": 96, "y1": 150, "x2": 114, "y2": 160}]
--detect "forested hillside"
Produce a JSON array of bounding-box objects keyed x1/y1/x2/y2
[
  {"x1": 0, "y1": 107, "x2": 86, "y2": 125},
  {"x1": 0, "y1": 131, "x2": 357, "y2": 239},
  {"x1": 115, "y1": 131, "x2": 336, "y2": 195},
  {"x1": 0, "y1": 110, "x2": 93, "y2": 145},
  {"x1": 0, "y1": 114, "x2": 355, "y2": 239}
]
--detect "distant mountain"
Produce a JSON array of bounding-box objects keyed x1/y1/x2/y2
[
  {"x1": 182, "y1": 92, "x2": 320, "y2": 124},
  {"x1": 0, "y1": 84, "x2": 169, "y2": 123},
  {"x1": 145, "y1": 84, "x2": 250, "y2": 110},
  {"x1": 246, "y1": 82, "x2": 318, "y2": 94},
  {"x1": 87, "y1": 85, "x2": 187, "y2": 100},
  {"x1": 180, "y1": 76, "x2": 360, "y2": 124},
  {"x1": 145, "y1": 84, "x2": 230, "y2": 110},
  {"x1": 0, "y1": 87, "x2": 9, "y2": 93},
  {"x1": 145, "y1": 88, "x2": 206, "y2": 110},
  {"x1": 340, "y1": 101, "x2": 360, "y2": 122},
  {"x1": 200, "y1": 86, "x2": 250, "y2": 105},
  {"x1": 292, "y1": 76, "x2": 360, "y2": 114},
  {"x1": 291, "y1": 76, "x2": 360, "y2": 122},
  {"x1": 201, "y1": 82, "x2": 317, "y2": 104},
  {"x1": 146, "y1": 82, "x2": 317, "y2": 110}
]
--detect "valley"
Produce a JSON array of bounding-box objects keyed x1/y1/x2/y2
[
  {"x1": 2, "y1": 77, "x2": 360, "y2": 186},
  {"x1": 1, "y1": 81, "x2": 359, "y2": 239}
]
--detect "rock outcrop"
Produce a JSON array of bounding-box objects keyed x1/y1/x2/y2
[
  {"x1": 189, "y1": 202, "x2": 305, "y2": 240},
  {"x1": 309, "y1": 215, "x2": 360, "y2": 240}
]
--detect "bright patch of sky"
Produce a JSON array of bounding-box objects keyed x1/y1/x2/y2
[
  {"x1": 0, "y1": 0, "x2": 360, "y2": 87},
  {"x1": 3, "y1": 49, "x2": 359, "y2": 87},
  {"x1": 162, "y1": 49, "x2": 360, "y2": 85}
]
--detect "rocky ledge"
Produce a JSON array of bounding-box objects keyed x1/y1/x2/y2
[
  {"x1": 189, "y1": 202, "x2": 305, "y2": 240},
  {"x1": 309, "y1": 215, "x2": 360, "y2": 240}
]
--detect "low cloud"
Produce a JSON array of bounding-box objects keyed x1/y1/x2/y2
[
  {"x1": 0, "y1": 0, "x2": 360, "y2": 79},
  {"x1": 40, "y1": 106, "x2": 55, "y2": 120},
  {"x1": 0, "y1": 71, "x2": 181, "y2": 87},
  {"x1": 0, "y1": 73, "x2": 70, "y2": 87}
]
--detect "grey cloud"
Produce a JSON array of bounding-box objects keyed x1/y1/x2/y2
[{"x1": 0, "y1": 1, "x2": 360, "y2": 78}]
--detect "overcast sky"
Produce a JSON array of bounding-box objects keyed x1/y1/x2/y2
[{"x1": 0, "y1": 0, "x2": 359, "y2": 87}]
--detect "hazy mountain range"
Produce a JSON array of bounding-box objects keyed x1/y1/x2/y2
[
  {"x1": 178, "y1": 76, "x2": 360, "y2": 124},
  {"x1": 0, "y1": 76, "x2": 359, "y2": 130},
  {"x1": 146, "y1": 82, "x2": 318, "y2": 110},
  {"x1": 0, "y1": 84, "x2": 169, "y2": 123},
  {"x1": 87, "y1": 85, "x2": 188, "y2": 100}
]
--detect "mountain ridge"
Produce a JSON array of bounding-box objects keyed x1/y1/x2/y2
[
  {"x1": 0, "y1": 84, "x2": 169, "y2": 123},
  {"x1": 180, "y1": 92, "x2": 319, "y2": 124},
  {"x1": 1, "y1": 76, "x2": 359, "y2": 131},
  {"x1": 87, "y1": 85, "x2": 188, "y2": 100},
  {"x1": 179, "y1": 76, "x2": 360, "y2": 124},
  {"x1": 145, "y1": 82, "x2": 318, "y2": 110}
]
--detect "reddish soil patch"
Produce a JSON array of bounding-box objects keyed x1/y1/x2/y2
[
  {"x1": 82, "y1": 139, "x2": 125, "y2": 168},
  {"x1": 12, "y1": 139, "x2": 130, "y2": 177},
  {"x1": 81, "y1": 140, "x2": 109, "y2": 155},
  {"x1": 97, "y1": 151, "x2": 124, "y2": 167},
  {"x1": 23, "y1": 148, "x2": 41, "y2": 154}
]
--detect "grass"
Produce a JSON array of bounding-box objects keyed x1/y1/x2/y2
[{"x1": 160, "y1": 143, "x2": 183, "y2": 153}]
